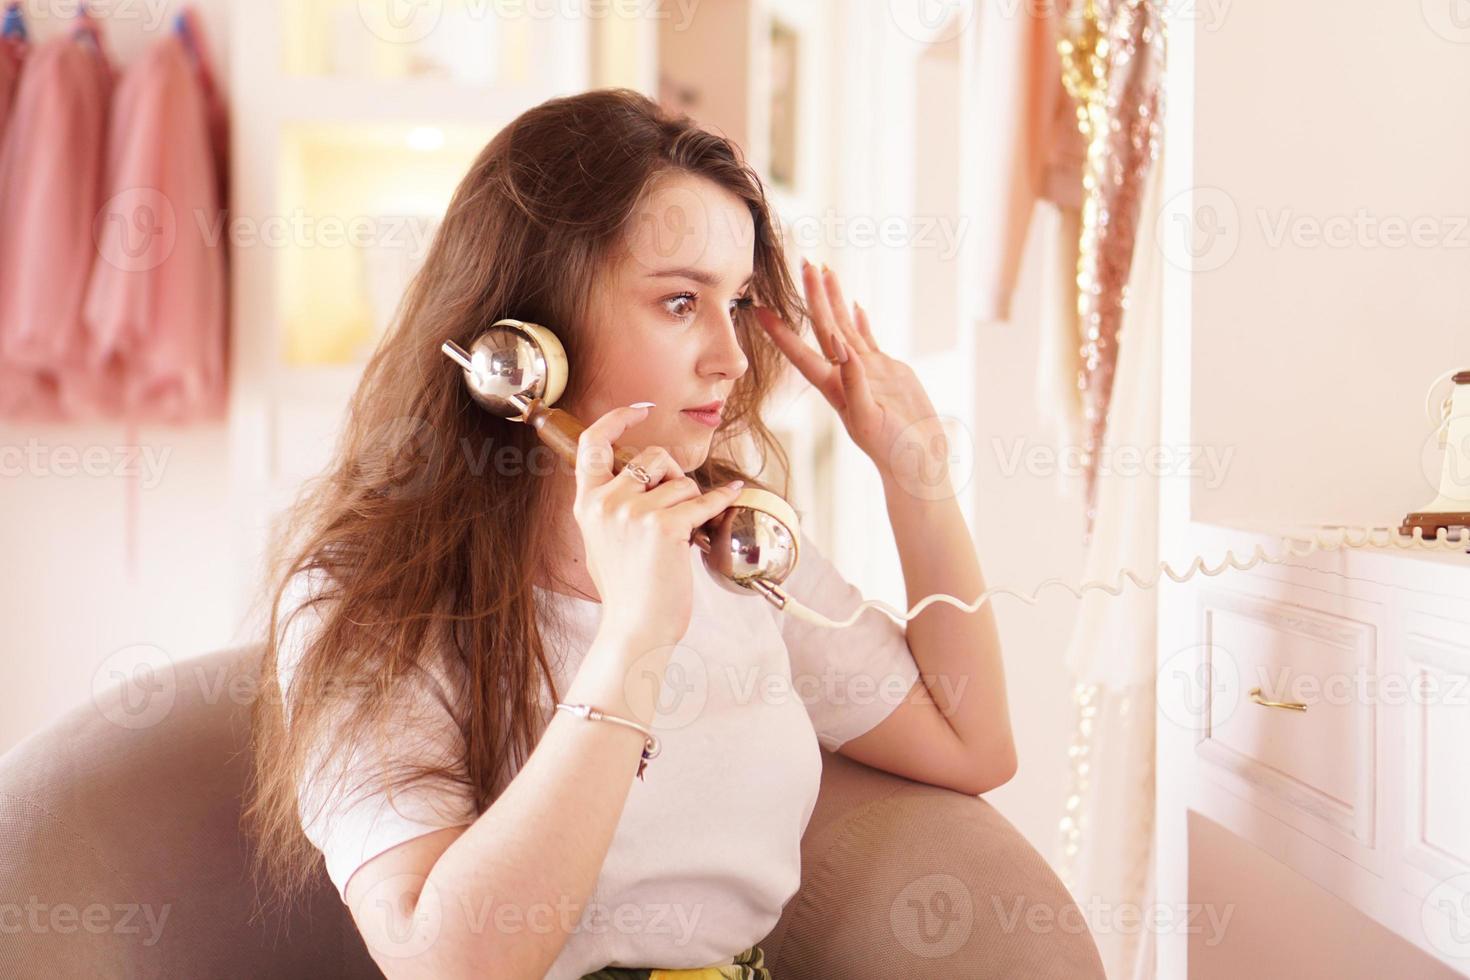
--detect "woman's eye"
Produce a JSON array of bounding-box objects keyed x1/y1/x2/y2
[
  {"x1": 664, "y1": 293, "x2": 696, "y2": 319},
  {"x1": 663, "y1": 293, "x2": 755, "y2": 321}
]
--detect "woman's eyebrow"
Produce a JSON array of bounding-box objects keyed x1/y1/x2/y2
[{"x1": 647, "y1": 267, "x2": 755, "y2": 289}]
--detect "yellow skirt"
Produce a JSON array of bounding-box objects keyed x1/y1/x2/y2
[{"x1": 578, "y1": 942, "x2": 771, "y2": 979}]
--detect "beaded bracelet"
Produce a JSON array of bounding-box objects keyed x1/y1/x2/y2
[{"x1": 555, "y1": 702, "x2": 662, "y2": 780}]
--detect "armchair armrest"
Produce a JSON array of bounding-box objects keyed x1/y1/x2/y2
[{"x1": 761, "y1": 749, "x2": 1105, "y2": 979}]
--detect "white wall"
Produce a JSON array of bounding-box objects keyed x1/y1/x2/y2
[
  {"x1": 966, "y1": 215, "x2": 1090, "y2": 856},
  {"x1": 1191, "y1": 0, "x2": 1470, "y2": 528}
]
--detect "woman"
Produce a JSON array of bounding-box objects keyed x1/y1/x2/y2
[{"x1": 244, "y1": 88, "x2": 1013, "y2": 979}]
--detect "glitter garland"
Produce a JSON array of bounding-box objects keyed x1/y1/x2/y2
[{"x1": 1057, "y1": 0, "x2": 1166, "y2": 544}]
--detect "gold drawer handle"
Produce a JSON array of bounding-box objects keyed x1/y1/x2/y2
[{"x1": 1249, "y1": 687, "x2": 1308, "y2": 712}]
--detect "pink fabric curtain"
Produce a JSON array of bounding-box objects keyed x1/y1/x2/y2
[
  {"x1": 0, "y1": 12, "x2": 114, "y2": 422},
  {"x1": 0, "y1": 28, "x2": 25, "y2": 138},
  {"x1": 0, "y1": 6, "x2": 228, "y2": 426},
  {"x1": 75, "y1": 7, "x2": 228, "y2": 424}
]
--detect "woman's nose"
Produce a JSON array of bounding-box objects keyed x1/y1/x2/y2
[{"x1": 703, "y1": 313, "x2": 749, "y2": 380}]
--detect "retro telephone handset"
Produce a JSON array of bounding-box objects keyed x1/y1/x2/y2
[
  {"x1": 442, "y1": 319, "x2": 805, "y2": 614},
  {"x1": 446, "y1": 321, "x2": 1470, "y2": 631}
]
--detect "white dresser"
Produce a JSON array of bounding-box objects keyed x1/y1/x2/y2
[{"x1": 1156, "y1": 523, "x2": 1470, "y2": 976}]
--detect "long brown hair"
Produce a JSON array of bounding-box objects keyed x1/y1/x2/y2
[{"x1": 242, "y1": 88, "x2": 811, "y2": 919}]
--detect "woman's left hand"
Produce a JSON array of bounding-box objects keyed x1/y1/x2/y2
[{"x1": 753, "y1": 259, "x2": 952, "y2": 491}]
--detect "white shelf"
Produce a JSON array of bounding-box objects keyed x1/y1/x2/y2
[{"x1": 1196, "y1": 517, "x2": 1470, "y2": 571}]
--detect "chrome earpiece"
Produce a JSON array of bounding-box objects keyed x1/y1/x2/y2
[{"x1": 441, "y1": 318, "x2": 569, "y2": 421}]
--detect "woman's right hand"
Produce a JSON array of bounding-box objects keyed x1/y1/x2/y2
[{"x1": 572, "y1": 403, "x2": 745, "y2": 651}]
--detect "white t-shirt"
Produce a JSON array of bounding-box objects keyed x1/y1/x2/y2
[{"x1": 276, "y1": 526, "x2": 920, "y2": 978}]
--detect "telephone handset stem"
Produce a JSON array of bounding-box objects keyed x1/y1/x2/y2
[{"x1": 512, "y1": 393, "x2": 710, "y2": 552}]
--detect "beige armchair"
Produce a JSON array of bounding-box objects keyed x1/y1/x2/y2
[{"x1": 0, "y1": 643, "x2": 1103, "y2": 978}]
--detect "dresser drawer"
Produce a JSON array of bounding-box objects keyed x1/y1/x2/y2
[
  {"x1": 1400, "y1": 598, "x2": 1470, "y2": 886},
  {"x1": 1194, "y1": 586, "x2": 1379, "y2": 852}
]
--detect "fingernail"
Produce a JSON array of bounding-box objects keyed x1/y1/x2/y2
[
  {"x1": 800, "y1": 256, "x2": 811, "y2": 270},
  {"x1": 630, "y1": 401, "x2": 655, "y2": 409},
  {"x1": 836, "y1": 341, "x2": 849, "y2": 365},
  {"x1": 821, "y1": 263, "x2": 831, "y2": 276},
  {"x1": 726, "y1": 480, "x2": 745, "y2": 490}
]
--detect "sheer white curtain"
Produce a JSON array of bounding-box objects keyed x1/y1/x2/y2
[{"x1": 1052, "y1": 149, "x2": 1166, "y2": 980}]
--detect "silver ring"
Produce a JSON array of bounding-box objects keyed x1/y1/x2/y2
[{"x1": 623, "y1": 462, "x2": 653, "y2": 485}]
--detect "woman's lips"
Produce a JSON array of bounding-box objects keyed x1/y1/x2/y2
[{"x1": 681, "y1": 408, "x2": 722, "y2": 428}]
